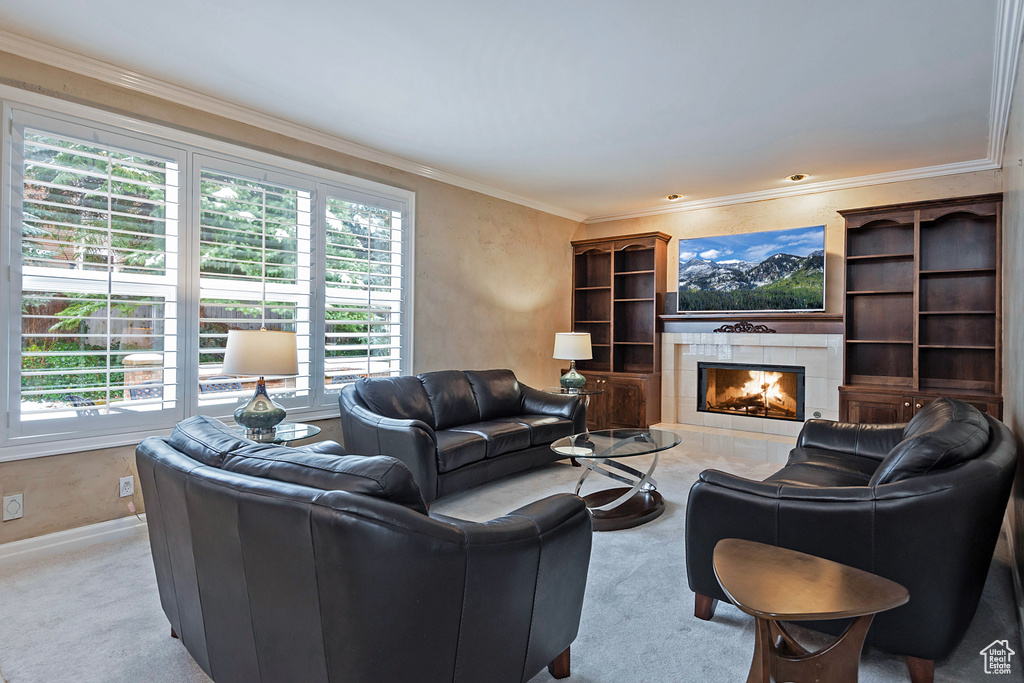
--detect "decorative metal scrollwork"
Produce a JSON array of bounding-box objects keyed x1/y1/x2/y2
[{"x1": 712, "y1": 322, "x2": 777, "y2": 334}]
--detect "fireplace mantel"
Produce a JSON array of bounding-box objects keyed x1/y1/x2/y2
[{"x1": 660, "y1": 312, "x2": 842, "y2": 335}]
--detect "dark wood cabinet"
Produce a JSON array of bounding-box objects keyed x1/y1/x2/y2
[
  {"x1": 570, "y1": 232, "x2": 670, "y2": 429},
  {"x1": 838, "y1": 194, "x2": 1003, "y2": 423},
  {"x1": 577, "y1": 372, "x2": 660, "y2": 430},
  {"x1": 840, "y1": 389, "x2": 1003, "y2": 424}
]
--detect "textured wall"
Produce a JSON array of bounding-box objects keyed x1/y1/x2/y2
[
  {"x1": 1002, "y1": 34, "x2": 1024, "y2": 623},
  {"x1": 0, "y1": 51, "x2": 578, "y2": 544},
  {"x1": 575, "y1": 171, "x2": 1002, "y2": 314}
]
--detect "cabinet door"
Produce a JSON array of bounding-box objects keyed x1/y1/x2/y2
[
  {"x1": 606, "y1": 377, "x2": 647, "y2": 428},
  {"x1": 583, "y1": 375, "x2": 609, "y2": 431},
  {"x1": 910, "y1": 396, "x2": 1001, "y2": 420},
  {"x1": 841, "y1": 391, "x2": 911, "y2": 424}
]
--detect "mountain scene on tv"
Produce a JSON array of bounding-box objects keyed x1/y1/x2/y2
[{"x1": 678, "y1": 225, "x2": 825, "y2": 312}]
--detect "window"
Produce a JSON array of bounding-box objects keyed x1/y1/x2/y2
[
  {"x1": 13, "y1": 120, "x2": 183, "y2": 438},
  {"x1": 2, "y1": 101, "x2": 413, "y2": 458},
  {"x1": 324, "y1": 192, "x2": 406, "y2": 392},
  {"x1": 196, "y1": 163, "x2": 313, "y2": 411}
]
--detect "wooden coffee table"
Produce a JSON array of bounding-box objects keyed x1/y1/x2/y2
[{"x1": 713, "y1": 539, "x2": 909, "y2": 683}]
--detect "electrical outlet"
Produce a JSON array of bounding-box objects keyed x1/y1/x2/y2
[
  {"x1": 119, "y1": 476, "x2": 134, "y2": 498},
  {"x1": 3, "y1": 493, "x2": 24, "y2": 521}
]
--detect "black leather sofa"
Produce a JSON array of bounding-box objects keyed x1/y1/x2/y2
[
  {"x1": 685, "y1": 398, "x2": 1017, "y2": 683},
  {"x1": 339, "y1": 369, "x2": 586, "y2": 503},
  {"x1": 136, "y1": 415, "x2": 592, "y2": 683}
]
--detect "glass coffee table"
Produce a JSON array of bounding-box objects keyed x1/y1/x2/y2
[{"x1": 550, "y1": 428, "x2": 681, "y2": 531}]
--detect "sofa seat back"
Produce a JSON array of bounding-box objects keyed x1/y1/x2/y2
[
  {"x1": 355, "y1": 369, "x2": 529, "y2": 433},
  {"x1": 169, "y1": 415, "x2": 426, "y2": 512}
]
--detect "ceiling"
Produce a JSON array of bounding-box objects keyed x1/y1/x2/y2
[{"x1": 0, "y1": 1, "x2": 1011, "y2": 220}]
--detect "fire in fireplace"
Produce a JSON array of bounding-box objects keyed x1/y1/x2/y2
[{"x1": 697, "y1": 362, "x2": 805, "y2": 422}]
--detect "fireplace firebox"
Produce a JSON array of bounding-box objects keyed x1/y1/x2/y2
[{"x1": 697, "y1": 362, "x2": 805, "y2": 422}]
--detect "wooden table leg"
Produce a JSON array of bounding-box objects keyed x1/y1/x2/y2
[
  {"x1": 769, "y1": 615, "x2": 874, "y2": 683},
  {"x1": 747, "y1": 618, "x2": 774, "y2": 683}
]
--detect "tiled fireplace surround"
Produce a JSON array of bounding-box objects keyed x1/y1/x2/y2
[{"x1": 659, "y1": 332, "x2": 843, "y2": 464}]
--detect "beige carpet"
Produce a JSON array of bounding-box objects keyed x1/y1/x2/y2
[{"x1": 0, "y1": 443, "x2": 1019, "y2": 682}]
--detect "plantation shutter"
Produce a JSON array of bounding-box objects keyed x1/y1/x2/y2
[
  {"x1": 196, "y1": 161, "x2": 312, "y2": 411},
  {"x1": 13, "y1": 115, "x2": 182, "y2": 436},
  {"x1": 323, "y1": 191, "x2": 406, "y2": 391}
]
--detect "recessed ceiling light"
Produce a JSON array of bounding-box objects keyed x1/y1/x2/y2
[
  {"x1": 666, "y1": 194, "x2": 683, "y2": 201},
  {"x1": 787, "y1": 174, "x2": 809, "y2": 182}
]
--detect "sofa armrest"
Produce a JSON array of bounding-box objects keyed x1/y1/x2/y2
[
  {"x1": 796, "y1": 419, "x2": 906, "y2": 461},
  {"x1": 699, "y1": 469, "x2": 876, "y2": 502},
  {"x1": 339, "y1": 388, "x2": 441, "y2": 502},
  {"x1": 520, "y1": 384, "x2": 587, "y2": 433},
  {"x1": 439, "y1": 493, "x2": 590, "y2": 541},
  {"x1": 441, "y1": 493, "x2": 592, "y2": 676}
]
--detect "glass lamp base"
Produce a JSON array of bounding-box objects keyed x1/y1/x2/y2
[
  {"x1": 560, "y1": 362, "x2": 587, "y2": 393},
  {"x1": 234, "y1": 378, "x2": 286, "y2": 436}
]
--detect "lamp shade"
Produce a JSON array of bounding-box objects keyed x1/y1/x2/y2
[
  {"x1": 553, "y1": 332, "x2": 593, "y2": 360},
  {"x1": 222, "y1": 329, "x2": 298, "y2": 377}
]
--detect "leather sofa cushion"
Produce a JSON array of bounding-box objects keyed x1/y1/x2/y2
[
  {"x1": 466, "y1": 369, "x2": 522, "y2": 420},
  {"x1": 870, "y1": 398, "x2": 991, "y2": 486},
  {"x1": 449, "y1": 421, "x2": 532, "y2": 458},
  {"x1": 419, "y1": 370, "x2": 481, "y2": 430},
  {"x1": 355, "y1": 376, "x2": 435, "y2": 426},
  {"x1": 435, "y1": 430, "x2": 487, "y2": 473},
  {"x1": 493, "y1": 415, "x2": 575, "y2": 446},
  {"x1": 224, "y1": 445, "x2": 427, "y2": 514},
  {"x1": 763, "y1": 446, "x2": 877, "y2": 487},
  {"x1": 168, "y1": 415, "x2": 253, "y2": 467}
]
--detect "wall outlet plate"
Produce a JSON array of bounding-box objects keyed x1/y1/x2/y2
[
  {"x1": 119, "y1": 476, "x2": 134, "y2": 498},
  {"x1": 3, "y1": 493, "x2": 24, "y2": 521}
]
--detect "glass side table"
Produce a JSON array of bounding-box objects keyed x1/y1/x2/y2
[{"x1": 229, "y1": 421, "x2": 321, "y2": 445}]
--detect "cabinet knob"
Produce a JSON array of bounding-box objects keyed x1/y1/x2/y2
[
  {"x1": 916, "y1": 403, "x2": 922, "y2": 409},
  {"x1": 904, "y1": 402, "x2": 910, "y2": 407}
]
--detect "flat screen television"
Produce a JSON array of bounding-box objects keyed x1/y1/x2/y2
[{"x1": 677, "y1": 225, "x2": 825, "y2": 312}]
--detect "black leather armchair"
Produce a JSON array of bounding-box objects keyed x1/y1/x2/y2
[
  {"x1": 339, "y1": 369, "x2": 586, "y2": 503},
  {"x1": 137, "y1": 415, "x2": 592, "y2": 683},
  {"x1": 685, "y1": 399, "x2": 1017, "y2": 683}
]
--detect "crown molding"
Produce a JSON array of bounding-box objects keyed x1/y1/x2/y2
[
  {"x1": 583, "y1": 158, "x2": 1000, "y2": 224},
  {"x1": 1, "y1": 2, "x2": 1020, "y2": 229},
  {"x1": 989, "y1": 0, "x2": 1024, "y2": 166},
  {"x1": 0, "y1": 29, "x2": 588, "y2": 223},
  {"x1": 587, "y1": 0, "x2": 1023, "y2": 225}
]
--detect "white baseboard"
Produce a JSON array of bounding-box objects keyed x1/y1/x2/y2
[{"x1": 0, "y1": 514, "x2": 147, "y2": 568}]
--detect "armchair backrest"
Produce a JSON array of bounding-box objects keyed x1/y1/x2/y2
[{"x1": 870, "y1": 398, "x2": 993, "y2": 486}]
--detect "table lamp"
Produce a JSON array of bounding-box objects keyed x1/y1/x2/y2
[
  {"x1": 222, "y1": 329, "x2": 298, "y2": 436},
  {"x1": 553, "y1": 332, "x2": 592, "y2": 393}
]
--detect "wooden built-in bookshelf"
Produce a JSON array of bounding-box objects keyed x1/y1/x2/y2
[
  {"x1": 570, "y1": 232, "x2": 670, "y2": 428},
  {"x1": 839, "y1": 194, "x2": 1002, "y2": 422}
]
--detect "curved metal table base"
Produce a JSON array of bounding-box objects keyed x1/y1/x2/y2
[{"x1": 574, "y1": 453, "x2": 663, "y2": 531}]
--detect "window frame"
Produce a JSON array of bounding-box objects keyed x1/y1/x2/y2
[{"x1": 0, "y1": 90, "x2": 415, "y2": 462}]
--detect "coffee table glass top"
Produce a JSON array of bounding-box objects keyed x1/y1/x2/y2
[{"x1": 552, "y1": 428, "x2": 681, "y2": 458}]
